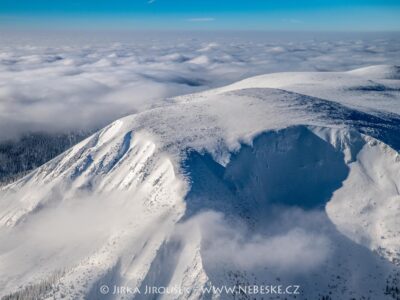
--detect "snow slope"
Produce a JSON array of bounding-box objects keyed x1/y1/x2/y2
[
  {"x1": 216, "y1": 65, "x2": 400, "y2": 115},
  {"x1": 0, "y1": 65, "x2": 400, "y2": 299}
]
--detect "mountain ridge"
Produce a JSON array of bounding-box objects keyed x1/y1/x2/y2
[{"x1": 1, "y1": 65, "x2": 400, "y2": 299}]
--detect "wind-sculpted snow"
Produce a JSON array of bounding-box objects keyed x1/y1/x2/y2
[
  {"x1": 0, "y1": 31, "x2": 399, "y2": 140},
  {"x1": 1, "y1": 66, "x2": 400, "y2": 299}
]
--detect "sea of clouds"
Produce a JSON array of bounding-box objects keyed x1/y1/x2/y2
[{"x1": 0, "y1": 31, "x2": 399, "y2": 140}]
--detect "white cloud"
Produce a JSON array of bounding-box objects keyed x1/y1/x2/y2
[
  {"x1": 0, "y1": 31, "x2": 398, "y2": 141},
  {"x1": 175, "y1": 210, "x2": 332, "y2": 273}
]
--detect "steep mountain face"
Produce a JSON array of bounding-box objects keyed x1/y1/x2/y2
[{"x1": 0, "y1": 66, "x2": 400, "y2": 300}]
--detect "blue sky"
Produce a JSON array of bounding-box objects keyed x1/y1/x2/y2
[{"x1": 1, "y1": 0, "x2": 399, "y2": 30}]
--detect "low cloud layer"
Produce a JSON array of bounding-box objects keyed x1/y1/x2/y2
[
  {"x1": 175, "y1": 209, "x2": 333, "y2": 273},
  {"x1": 0, "y1": 31, "x2": 399, "y2": 140},
  {"x1": 0, "y1": 191, "x2": 144, "y2": 282}
]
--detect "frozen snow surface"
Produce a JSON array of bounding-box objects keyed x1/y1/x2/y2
[{"x1": 1, "y1": 64, "x2": 400, "y2": 299}]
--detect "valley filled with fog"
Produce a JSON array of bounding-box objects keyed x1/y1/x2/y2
[{"x1": 1, "y1": 31, "x2": 399, "y2": 140}]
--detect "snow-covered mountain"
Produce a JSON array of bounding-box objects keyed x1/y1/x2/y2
[{"x1": 1, "y1": 65, "x2": 400, "y2": 299}]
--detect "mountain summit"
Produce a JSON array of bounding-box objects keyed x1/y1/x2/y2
[{"x1": 1, "y1": 66, "x2": 400, "y2": 299}]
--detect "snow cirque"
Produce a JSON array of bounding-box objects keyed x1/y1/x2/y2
[{"x1": 0, "y1": 65, "x2": 400, "y2": 299}]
